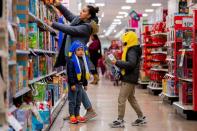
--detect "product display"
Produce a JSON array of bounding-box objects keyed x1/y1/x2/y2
[{"x1": 0, "y1": 0, "x2": 68, "y2": 130}]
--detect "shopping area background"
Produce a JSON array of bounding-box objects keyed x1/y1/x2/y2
[{"x1": 1, "y1": 0, "x2": 197, "y2": 130}]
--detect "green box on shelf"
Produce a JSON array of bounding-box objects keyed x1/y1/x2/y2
[
  {"x1": 28, "y1": 23, "x2": 38, "y2": 49},
  {"x1": 33, "y1": 83, "x2": 47, "y2": 102}
]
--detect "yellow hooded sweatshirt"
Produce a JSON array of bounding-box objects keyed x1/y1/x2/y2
[{"x1": 121, "y1": 31, "x2": 139, "y2": 75}]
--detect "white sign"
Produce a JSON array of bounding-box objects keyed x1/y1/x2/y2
[{"x1": 183, "y1": 18, "x2": 193, "y2": 27}]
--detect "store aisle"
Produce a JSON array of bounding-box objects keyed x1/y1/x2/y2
[{"x1": 50, "y1": 77, "x2": 197, "y2": 131}]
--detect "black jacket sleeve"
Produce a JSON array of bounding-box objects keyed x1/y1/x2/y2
[
  {"x1": 116, "y1": 48, "x2": 137, "y2": 70},
  {"x1": 52, "y1": 22, "x2": 92, "y2": 37},
  {"x1": 67, "y1": 59, "x2": 76, "y2": 86},
  {"x1": 56, "y1": 4, "x2": 76, "y2": 22},
  {"x1": 83, "y1": 79, "x2": 88, "y2": 86}
]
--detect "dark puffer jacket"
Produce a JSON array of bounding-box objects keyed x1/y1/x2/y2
[{"x1": 116, "y1": 45, "x2": 142, "y2": 84}]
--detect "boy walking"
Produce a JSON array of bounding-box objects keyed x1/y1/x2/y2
[
  {"x1": 110, "y1": 31, "x2": 146, "y2": 128},
  {"x1": 67, "y1": 40, "x2": 91, "y2": 124}
]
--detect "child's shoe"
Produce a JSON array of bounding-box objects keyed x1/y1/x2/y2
[
  {"x1": 70, "y1": 116, "x2": 78, "y2": 124},
  {"x1": 77, "y1": 116, "x2": 87, "y2": 123}
]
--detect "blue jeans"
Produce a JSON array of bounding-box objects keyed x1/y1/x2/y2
[
  {"x1": 81, "y1": 88, "x2": 92, "y2": 109},
  {"x1": 68, "y1": 85, "x2": 82, "y2": 116}
]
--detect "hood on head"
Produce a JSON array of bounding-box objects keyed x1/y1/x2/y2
[
  {"x1": 121, "y1": 31, "x2": 138, "y2": 47},
  {"x1": 69, "y1": 40, "x2": 84, "y2": 54}
]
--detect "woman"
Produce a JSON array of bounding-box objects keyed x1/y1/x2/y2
[
  {"x1": 88, "y1": 34, "x2": 102, "y2": 84},
  {"x1": 48, "y1": 1, "x2": 99, "y2": 120}
]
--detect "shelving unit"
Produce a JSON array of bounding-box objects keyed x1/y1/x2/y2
[
  {"x1": 173, "y1": 9, "x2": 197, "y2": 120},
  {"x1": 0, "y1": 0, "x2": 69, "y2": 130},
  {"x1": 145, "y1": 21, "x2": 167, "y2": 95}
]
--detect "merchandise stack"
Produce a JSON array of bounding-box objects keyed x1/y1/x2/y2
[
  {"x1": 146, "y1": 21, "x2": 168, "y2": 95},
  {"x1": 0, "y1": 0, "x2": 69, "y2": 130}
]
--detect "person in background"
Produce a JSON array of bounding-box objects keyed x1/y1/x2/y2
[
  {"x1": 110, "y1": 31, "x2": 146, "y2": 128},
  {"x1": 67, "y1": 40, "x2": 90, "y2": 124},
  {"x1": 47, "y1": 0, "x2": 98, "y2": 120},
  {"x1": 88, "y1": 34, "x2": 102, "y2": 85}
]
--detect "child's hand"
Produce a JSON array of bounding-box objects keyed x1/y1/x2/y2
[
  {"x1": 84, "y1": 86, "x2": 88, "y2": 91},
  {"x1": 71, "y1": 85, "x2": 76, "y2": 91}
]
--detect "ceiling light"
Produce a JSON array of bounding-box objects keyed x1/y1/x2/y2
[
  {"x1": 145, "y1": 9, "x2": 154, "y2": 12},
  {"x1": 118, "y1": 12, "x2": 129, "y2": 17},
  {"x1": 114, "y1": 19, "x2": 121, "y2": 22},
  {"x1": 103, "y1": 30, "x2": 106, "y2": 33},
  {"x1": 126, "y1": 0, "x2": 136, "y2": 3},
  {"x1": 152, "y1": 3, "x2": 162, "y2": 7},
  {"x1": 85, "y1": 0, "x2": 95, "y2": 3},
  {"x1": 116, "y1": 16, "x2": 124, "y2": 19},
  {"x1": 115, "y1": 28, "x2": 125, "y2": 38},
  {"x1": 121, "y1": 6, "x2": 131, "y2": 10},
  {"x1": 142, "y1": 13, "x2": 148, "y2": 17},
  {"x1": 114, "y1": 30, "x2": 117, "y2": 33},
  {"x1": 95, "y1": 3, "x2": 105, "y2": 7}
]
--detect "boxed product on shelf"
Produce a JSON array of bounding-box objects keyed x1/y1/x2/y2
[
  {"x1": 33, "y1": 83, "x2": 47, "y2": 102},
  {"x1": 32, "y1": 56, "x2": 39, "y2": 78},
  {"x1": 39, "y1": 30, "x2": 44, "y2": 49},
  {"x1": 18, "y1": 26, "x2": 27, "y2": 50},
  {"x1": 179, "y1": 82, "x2": 193, "y2": 105},
  {"x1": 39, "y1": 56, "x2": 47, "y2": 76},
  {"x1": 29, "y1": 0, "x2": 37, "y2": 16},
  {"x1": 28, "y1": 23, "x2": 38, "y2": 49},
  {"x1": 17, "y1": 65, "x2": 24, "y2": 89}
]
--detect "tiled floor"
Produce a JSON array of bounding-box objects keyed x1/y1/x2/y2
[{"x1": 50, "y1": 77, "x2": 197, "y2": 131}]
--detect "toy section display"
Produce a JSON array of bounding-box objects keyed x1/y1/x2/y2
[{"x1": 0, "y1": 0, "x2": 68, "y2": 130}]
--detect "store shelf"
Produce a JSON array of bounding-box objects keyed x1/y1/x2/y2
[
  {"x1": 16, "y1": 50, "x2": 30, "y2": 55},
  {"x1": 14, "y1": 87, "x2": 31, "y2": 98},
  {"x1": 8, "y1": 60, "x2": 17, "y2": 66},
  {"x1": 29, "y1": 71, "x2": 57, "y2": 84},
  {"x1": 173, "y1": 102, "x2": 193, "y2": 110},
  {"x1": 166, "y1": 58, "x2": 175, "y2": 62},
  {"x1": 178, "y1": 77, "x2": 193, "y2": 83},
  {"x1": 179, "y1": 49, "x2": 193, "y2": 52},
  {"x1": 151, "y1": 51, "x2": 167, "y2": 55},
  {"x1": 8, "y1": 105, "x2": 17, "y2": 113},
  {"x1": 29, "y1": 48, "x2": 57, "y2": 55},
  {"x1": 150, "y1": 68, "x2": 168, "y2": 72},
  {"x1": 56, "y1": 70, "x2": 66, "y2": 76},
  {"x1": 147, "y1": 85, "x2": 162, "y2": 90},
  {"x1": 29, "y1": 12, "x2": 57, "y2": 35},
  {"x1": 165, "y1": 73, "x2": 175, "y2": 78},
  {"x1": 0, "y1": 50, "x2": 8, "y2": 58},
  {"x1": 151, "y1": 33, "x2": 167, "y2": 37},
  {"x1": 162, "y1": 92, "x2": 178, "y2": 98},
  {"x1": 138, "y1": 80, "x2": 149, "y2": 85}
]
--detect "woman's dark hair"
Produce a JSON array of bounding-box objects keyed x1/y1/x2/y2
[
  {"x1": 87, "y1": 5, "x2": 99, "y2": 22},
  {"x1": 92, "y1": 34, "x2": 99, "y2": 40}
]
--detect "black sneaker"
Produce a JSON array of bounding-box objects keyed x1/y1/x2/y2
[
  {"x1": 132, "y1": 116, "x2": 147, "y2": 126},
  {"x1": 109, "y1": 118, "x2": 125, "y2": 128}
]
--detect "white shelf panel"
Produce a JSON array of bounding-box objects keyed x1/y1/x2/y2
[
  {"x1": 30, "y1": 48, "x2": 57, "y2": 54},
  {"x1": 151, "y1": 51, "x2": 167, "y2": 55},
  {"x1": 151, "y1": 33, "x2": 167, "y2": 37},
  {"x1": 14, "y1": 87, "x2": 31, "y2": 98},
  {"x1": 173, "y1": 102, "x2": 193, "y2": 110},
  {"x1": 8, "y1": 60, "x2": 17, "y2": 66},
  {"x1": 165, "y1": 73, "x2": 175, "y2": 78},
  {"x1": 16, "y1": 50, "x2": 30, "y2": 55},
  {"x1": 151, "y1": 68, "x2": 168, "y2": 72},
  {"x1": 138, "y1": 80, "x2": 149, "y2": 85},
  {"x1": 29, "y1": 12, "x2": 57, "y2": 35},
  {"x1": 178, "y1": 77, "x2": 193, "y2": 83},
  {"x1": 29, "y1": 71, "x2": 57, "y2": 84},
  {"x1": 147, "y1": 85, "x2": 162, "y2": 90}
]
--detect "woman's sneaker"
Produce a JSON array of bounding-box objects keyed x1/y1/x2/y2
[
  {"x1": 132, "y1": 116, "x2": 147, "y2": 126},
  {"x1": 109, "y1": 118, "x2": 125, "y2": 128},
  {"x1": 70, "y1": 116, "x2": 78, "y2": 124},
  {"x1": 84, "y1": 110, "x2": 97, "y2": 120},
  {"x1": 77, "y1": 116, "x2": 87, "y2": 123}
]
